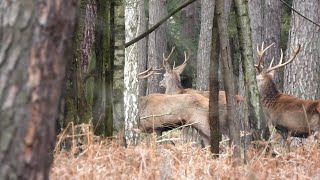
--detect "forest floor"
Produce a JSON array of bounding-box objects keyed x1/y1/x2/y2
[{"x1": 50, "y1": 124, "x2": 320, "y2": 179}]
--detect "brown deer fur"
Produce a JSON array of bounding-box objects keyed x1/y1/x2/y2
[
  {"x1": 256, "y1": 43, "x2": 320, "y2": 141},
  {"x1": 139, "y1": 93, "x2": 225, "y2": 145}
]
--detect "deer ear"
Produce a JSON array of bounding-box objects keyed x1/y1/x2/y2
[{"x1": 174, "y1": 63, "x2": 187, "y2": 75}]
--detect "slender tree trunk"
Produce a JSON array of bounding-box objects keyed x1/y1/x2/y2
[
  {"x1": 209, "y1": 4, "x2": 220, "y2": 155},
  {"x1": 234, "y1": 0, "x2": 269, "y2": 140},
  {"x1": 112, "y1": 0, "x2": 125, "y2": 133},
  {"x1": 0, "y1": 1, "x2": 78, "y2": 179},
  {"x1": 137, "y1": 0, "x2": 149, "y2": 96},
  {"x1": 216, "y1": 0, "x2": 241, "y2": 158},
  {"x1": 196, "y1": 0, "x2": 214, "y2": 91},
  {"x1": 284, "y1": 0, "x2": 320, "y2": 100},
  {"x1": 147, "y1": 0, "x2": 168, "y2": 94},
  {"x1": 124, "y1": 0, "x2": 140, "y2": 146}
]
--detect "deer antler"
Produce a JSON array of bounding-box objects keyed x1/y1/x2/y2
[
  {"x1": 266, "y1": 44, "x2": 301, "y2": 73},
  {"x1": 255, "y1": 42, "x2": 275, "y2": 73},
  {"x1": 138, "y1": 67, "x2": 162, "y2": 79},
  {"x1": 173, "y1": 48, "x2": 190, "y2": 70},
  {"x1": 163, "y1": 46, "x2": 176, "y2": 71}
]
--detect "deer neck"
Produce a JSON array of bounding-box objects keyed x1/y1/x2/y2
[
  {"x1": 259, "y1": 76, "x2": 281, "y2": 109},
  {"x1": 165, "y1": 82, "x2": 184, "y2": 94}
]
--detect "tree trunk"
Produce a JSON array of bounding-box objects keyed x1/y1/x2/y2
[
  {"x1": 263, "y1": 0, "x2": 283, "y2": 90},
  {"x1": 196, "y1": 0, "x2": 214, "y2": 91},
  {"x1": 94, "y1": 0, "x2": 112, "y2": 136},
  {"x1": 112, "y1": 0, "x2": 125, "y2": 133},
  {"x1": 0, "y1": 0, "x2": 78, "y2": 179},
  {"x1": 233, "y1": 0, "x2": 269, "y2": 140},
  {"x1": 137, "y1": 0, "x2": 149, "y2": 96},
  {"x1": 65, "y1": 0, "x2": 96, "y2": 127},
  {"x1": 284, "y1": 0, "x2": 320, "y2": 100},
  {"x1": 209, "y1": 2, "x2": 220, "y2": 155},
  {"x1": 147, "y1": 0, "x2": 168, "y2": 94},
  {"x1": 124, "y1": 0, "x2": 140, "y2": 146},
  {"x1": 216, "y1": 0, "x2": 241, "y2": 158}
]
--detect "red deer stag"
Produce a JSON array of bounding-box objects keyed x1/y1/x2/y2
[
  {"x1": 159, "y1": 47, "x2": 244, "y2": 138},
  {"x1": 255, "y1": 42, "x2": 320, "y2": 143}
]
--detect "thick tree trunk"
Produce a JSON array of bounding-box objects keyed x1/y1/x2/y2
[
  {"x1": 65, "y1": 0, "x2": 96, "y2": 127},
  {"x1": 147, "y1": 0, "x2": 168, "y2": 94},
  {"x1": 263, "y1": 0, "x2": 283, "y2": 90},
  {"x1": 284, "y1": 0, "x2": 320, "y2": 100},
  {"x1": 137, "y1": 0, "x2": 149, "y2": 96},
  {"x1": 196, "y1": 0, "x2": 214, "y2": 91},
  {"x1": 0, "y1": 0, "x2": 78, "y2": 179},
  {"x1": 124, "y1": 0, "x2": 140, "y2": 146},
  {"x1": 234, "y1": 0, "x2": 269, "y2": 140}
]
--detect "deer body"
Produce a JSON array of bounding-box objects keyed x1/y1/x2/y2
[
  {"x1": 139, "y1": 93, "x2": 212, "y2": 145},
  {"x1": 255, "y1": 43, "x2": 320, "y2": 140}
]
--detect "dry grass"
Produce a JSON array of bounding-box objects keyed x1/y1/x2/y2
[{"x1": 50, "y1": 124, "x2": 320, "y2": 180}]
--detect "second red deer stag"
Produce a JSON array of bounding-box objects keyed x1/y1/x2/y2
[
  {"x1": 139, "y1": 93, "x2": 212, "y2": 145},
  {"x1": 255, "y1": 43, "x2": 320, "y2": 142}
]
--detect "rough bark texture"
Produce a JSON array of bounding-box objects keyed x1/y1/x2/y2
[
  {"x1": 94, "y1": 0, "x2": 112, "y2": 136},
  {"x1": 209, "y1": 5, "x2": 220, "y2": 155},
  {"x1": 284, "y1": 0, "x2": 320, "y2": 100},
  {"x1": 196, "y1": 0, "x2": 214, "y2": 91},
  {"x1": 137, "y1": 0, "x2": 148, "y2": 96},
  {"x1": 216, "y1": 0, "x2": 241, "y2": 158},
  {"x1": 234, "y1": 0, "x2": 269, "y2": 140},
  {"x1": 124, "y1": 0, "x2": 140, "y2": 146},
  {"x1": 112, "y1": 0, "x2": 125, "y2": 132},
  {"x1": 249, "y1": 0, "x2": 282, "y2": 90},
  {"x1": 65, "y1": 0, "x2": 96, "y2": 127},
  {"x1": 248, "y1": 0, "x2": 263, "y2": 63},
  {"x1": 0, "y1": 0, "x2": 78, "y2": 179},
  {"x1": 262, "y1": 0, "x2": 282, "y2": 90},
  {"x1": 147, "y1": 0, "x2": 168, "y2": 94}
]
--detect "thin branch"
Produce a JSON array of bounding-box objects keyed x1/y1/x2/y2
[
  {"x1": 280, "y1": 0, "x2": 320, "y2": 28},
  {"x1": 125, "y1": 0, "x2": 198, "y2": 48}
]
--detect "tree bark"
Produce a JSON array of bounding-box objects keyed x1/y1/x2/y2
[
  {"x1": 234, "y1": 0, "x2": 269, "y2": 140},
  {"x1": 65, "y1": 0, "x2": 96, "y2": 127},
  {"x1": 124, "y1": 0, "x2": 140, "y2": 146},
  {"x1": 263, "y1": 0, "x2": 283, "y2": 90},
  {"x1": 147, "y1": 0, "x2": 168, "y2": 94},
  {"x1": 196, "y1": 0, "x2": 215, "y2": 91},
  {"x1": 0, "y1": 0, "x2": 78, "y2": 179},
  {"x1": 137, "y1": 0, "x2": 149, "y2": 96},
  {"x1": 284, "y1": 0, "x2": 320, "y2": 100},
  {"x1": 94, "y1": 0, "x2": 112, "y2": 136},
  {"x1": 112, "y1": 0, "x2": 126, "y2": 134},
  {"x1": 209, "y1": 3, "x2": 220, "y2": 155},
  {"x1": 216, "y1": 0, "x2": 241, "y2": 158}
]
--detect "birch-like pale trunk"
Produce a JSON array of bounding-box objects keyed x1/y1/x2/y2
[{"x1": 124, "y1": 0, "x2": 140, "y2": 145}]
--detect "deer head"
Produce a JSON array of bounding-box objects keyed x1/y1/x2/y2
[
  {"x1": 160, "y1": 47, "x2": 190, "y2": 94},
  {"x1": 255, "y1": 42, "x2": 301, "y2": 95}
]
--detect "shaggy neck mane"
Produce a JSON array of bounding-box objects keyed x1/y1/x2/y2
[{"x1": 260, "y1": 75, "x2": 281, "y2": 109}]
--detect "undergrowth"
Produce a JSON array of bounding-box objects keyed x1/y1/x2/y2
[{"x1": 50, "y1": 124, "x2": 320, "y2": 179}]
